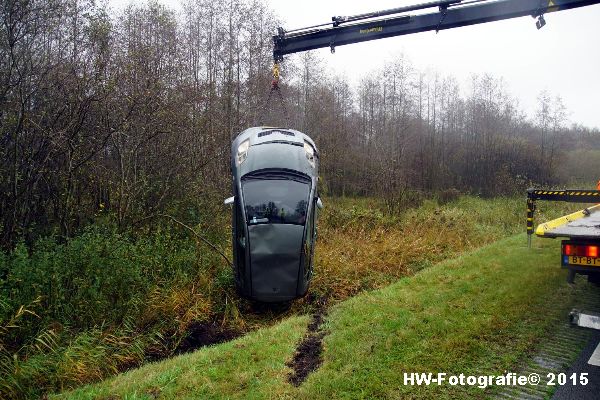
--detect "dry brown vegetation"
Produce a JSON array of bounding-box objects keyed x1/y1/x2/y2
[{"x1": 289, "y1": 195, "x2": 578, "y2": 306}]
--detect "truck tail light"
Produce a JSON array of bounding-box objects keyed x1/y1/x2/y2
[
  {"x1": 563, "y1": 244, "x2": 599, "y2": 257},
  {"x1": 564, "y1": 244, "x2": 573, "y2": 256}
]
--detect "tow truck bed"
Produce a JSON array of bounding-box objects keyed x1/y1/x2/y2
[{"x1": 536, "y1": 205, "x2": 600, "y2": 239}]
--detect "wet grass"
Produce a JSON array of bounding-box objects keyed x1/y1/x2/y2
[
  {"x1": 3, "y1": 195, "x2": 583, "y2": 398},
  {"x1": 55, "y1": 234, "x2": 582, "y2": 399}
]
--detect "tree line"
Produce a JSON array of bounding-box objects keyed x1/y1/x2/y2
[{"x1": 1, "y1": 0, "x2": 598, "y2": 248}]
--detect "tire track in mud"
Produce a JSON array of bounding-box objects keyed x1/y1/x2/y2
[{"x1": 287, "y1": 298, "x2": 328, "y2": 386}]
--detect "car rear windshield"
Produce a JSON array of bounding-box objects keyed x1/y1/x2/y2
[{"x1": 242, "y1": 178, "x2": 310, "y2": 225}]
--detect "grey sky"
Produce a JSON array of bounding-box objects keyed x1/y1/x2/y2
[{"x1": 110, "y1": 0, "x2": 600, "y2": 129}]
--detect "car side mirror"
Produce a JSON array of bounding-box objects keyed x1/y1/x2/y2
[
  {"x1": 316, "y1": 197, "x2": 323, "y2": 209},
  {"x1": 224, "y1": 196, "x2": 234, "y2": 206}
]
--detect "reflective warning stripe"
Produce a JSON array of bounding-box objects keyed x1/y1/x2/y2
[{"x1": 529, "y1": 189, "x2": 600, "y2": 203}]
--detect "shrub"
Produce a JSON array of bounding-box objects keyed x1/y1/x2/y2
[
  {"x1": 1, "y1": 225, "x2": 202, "y2": 332},
  {"x1": 437, "y1": 188, "x2": 461, "y2": 205}
]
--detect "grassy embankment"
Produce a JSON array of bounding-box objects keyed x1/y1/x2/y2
[
  {"x1": 309, "y1": 195, "x2": 575, "y2": 300},
  {"x1": 0, "y1": 195, "x2": 582, "y2": 398},
  {"x1": 57, "y1": 233, "x2": 584, "y2": 399}
]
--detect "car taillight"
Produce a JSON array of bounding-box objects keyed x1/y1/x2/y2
[{"x1": 587, "y1": 246, "x2": 598, "y2": 258}]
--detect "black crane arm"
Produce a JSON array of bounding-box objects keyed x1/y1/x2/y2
[{"x1": 273, "y1": 0, "x2": 600, "y2": 62}]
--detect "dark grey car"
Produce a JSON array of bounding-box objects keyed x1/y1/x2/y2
[{"x1": 225, "y1": 127, "x2": 322, "y2": 302}]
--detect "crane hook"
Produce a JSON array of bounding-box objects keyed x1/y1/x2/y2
[{"x1": 272, "y1": 62, "x2": 280, "y2": 89}]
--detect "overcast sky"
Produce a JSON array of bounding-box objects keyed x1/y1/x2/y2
[{"x1": 109, "y1": 0, "x2": 600, "y2": 129}]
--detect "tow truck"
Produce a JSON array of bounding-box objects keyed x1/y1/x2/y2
[
  {"x1": 527, "y1": 186, "x2": 600, "y2": 330},
  {"x1": 527, "y1": 187, "x2": 600, "y2": 284}
]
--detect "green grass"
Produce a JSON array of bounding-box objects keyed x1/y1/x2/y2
[
  {"x1": 55, "y1": 233, "x2": 581, "y2": 399},
  {"x1": 2, "y1": 195, "x2": 583, "y2": 398}
]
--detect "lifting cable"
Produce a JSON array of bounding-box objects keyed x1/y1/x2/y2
[{"x1": 262, "y1": 62, "x2": 290, "y2": 126}]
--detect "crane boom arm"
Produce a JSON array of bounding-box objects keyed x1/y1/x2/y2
[{"x1": 273, "y1": 0, "x2": 600, "y2": 62}]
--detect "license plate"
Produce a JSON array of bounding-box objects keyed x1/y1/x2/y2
[{"x1": 564, "y1": 255, "x2": 600, "y2": 267}]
